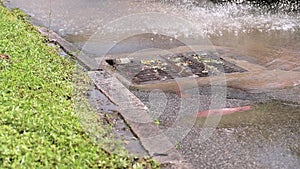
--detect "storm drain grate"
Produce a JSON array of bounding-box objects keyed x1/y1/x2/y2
[{"x1": 106, "y1": 51, "x2": 247, "y2": 85}]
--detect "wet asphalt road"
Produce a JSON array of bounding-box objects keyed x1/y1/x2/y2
[{"x1": 131, "y1": 88, "x2": 300, "y2": 169}]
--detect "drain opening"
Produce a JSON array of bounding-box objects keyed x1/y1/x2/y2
[{"x1": 105, "y1": 51, "x2": 247, "y2": 85}]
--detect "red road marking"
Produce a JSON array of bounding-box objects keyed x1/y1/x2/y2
[{"x1": 196, "y1": 106, "x2": 251, "y2": 117}]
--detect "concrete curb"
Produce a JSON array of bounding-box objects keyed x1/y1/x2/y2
[{"x1": 88, "y1": 71, "x2": 193, "y2": 168}]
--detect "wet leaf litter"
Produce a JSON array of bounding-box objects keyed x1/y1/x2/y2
[{"x1": 106, "y1": 51, "x2": 247, "y2": 85}]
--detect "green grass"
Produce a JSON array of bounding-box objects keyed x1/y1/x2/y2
[{"x1": 0, "y1": 5, "x2": 159, "y2": 169}]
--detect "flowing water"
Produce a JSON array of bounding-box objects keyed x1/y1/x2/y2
[
  {"x1": 4, "y1": 0, "x2": 300, "y2": 65},
  {"x1": 4, "y1": 0, "x2": 300, "y2": 168}
]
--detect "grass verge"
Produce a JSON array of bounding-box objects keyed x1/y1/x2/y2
[{"x1": 0, "y1": 4, "x2": 159, "y2": 168}]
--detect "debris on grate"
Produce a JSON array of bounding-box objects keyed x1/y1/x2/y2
[{"x1": 106, "y1": 51, "x2": 247, "y2": 85}]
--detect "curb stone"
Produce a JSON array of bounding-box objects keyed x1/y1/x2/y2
[{"x1": 88, "y1": 71, "x2": 194, "y2": 169}]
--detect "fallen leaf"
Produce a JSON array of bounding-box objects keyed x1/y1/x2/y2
[{"x1": 0, "y1": 54, "x2": 11, "y2": 60}]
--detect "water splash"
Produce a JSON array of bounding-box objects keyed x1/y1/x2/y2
[{"x1": 158, "y1": 0, "x2": 300, "y2": 37}]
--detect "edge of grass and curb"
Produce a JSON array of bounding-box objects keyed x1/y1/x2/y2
[{"x1": 0, "y1": 4, "x2": 159, "y2": 168}]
